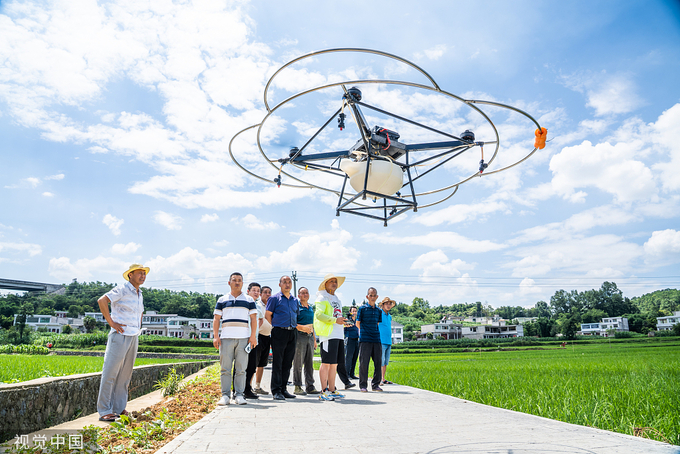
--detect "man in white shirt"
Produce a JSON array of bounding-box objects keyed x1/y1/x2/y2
[
  {"x1": 96, "y1": 264, "x2": 149, "y2": 422},
  {"x1": 213, "y1": 272, "x2": 257, "y2": 405}
]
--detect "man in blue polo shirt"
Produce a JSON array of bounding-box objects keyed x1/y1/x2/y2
[
  {"x1": 292, "y1": 287, "x2": 319, "y2": 395},
  {"x1": 356, "y1": 287, "x2": 383, "y2": 392},
  {"x1": 265, "y1": 275, "x2": 299, "y2": 400}
]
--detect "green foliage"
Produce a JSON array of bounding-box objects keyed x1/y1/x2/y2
[
  {"x1": 0, "y1": 354, "x2": 201, "y2": 383},
  {"x1": 0, "y1": 344, "x2": 49, "y2": 355},
  {"x1": 154, "y1": 367, "x2": 185, "y2": 396},
  {"x1": 389, "y1": 341, "x2": 680, "y2": 445},
  {"x1": 61, "y1": 324, "x2": 73, "y2": 334},
  {"x1": 673, "y1": 323, "x2": 680, "y2": 336},
  {"x1": 83, "y1": 316, "x2": 96, "y2": 333}
]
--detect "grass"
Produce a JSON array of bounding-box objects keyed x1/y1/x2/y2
[
  {"x1": 386, "y1": 341, "x2": 680, "y2": 445},
  {"x1": 0, "y1": 354, "x2": 200, "y2": 383}
]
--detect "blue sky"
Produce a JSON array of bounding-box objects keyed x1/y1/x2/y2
[{"x1": 1, "y1": 0, "x2": 679, "y2": 308}]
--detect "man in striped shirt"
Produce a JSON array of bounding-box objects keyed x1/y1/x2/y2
[{"x1": 213, "y1": 272, "x2": 257, "y2": 406}]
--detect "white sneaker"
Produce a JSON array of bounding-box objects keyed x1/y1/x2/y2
[
  {"x1": 217, "y1": 395, "x2": 230, "y2": 406},
  {"x1": 234, "y1": 395, "x2": 247, "y2": 405}
]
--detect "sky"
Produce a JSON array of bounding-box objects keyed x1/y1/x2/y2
[{"x1": 1, "y1": 0, "x2": 679, "y2": 309}]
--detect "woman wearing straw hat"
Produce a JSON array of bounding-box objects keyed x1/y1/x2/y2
[
  {"x1": 96, "y1": 264, "x2": 149, "y2": 422},
  {"x1": 313, "y1": 273, "x2": 348, "y2": 401}
]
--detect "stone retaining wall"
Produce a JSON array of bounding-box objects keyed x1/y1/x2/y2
[
  {"x1": 0, "y1": 360, "x2": 215, "y2": 442},
  {"x1": 52, "y1": 350, "x2": 219, "y2": 360}
]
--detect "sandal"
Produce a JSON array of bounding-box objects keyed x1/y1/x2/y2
[
  {"x1": 120, "y1": 410, "x2": 129, "y2": 416},
  {"x1": 98, "y1": 414, "x2": 118, "y2": 422}
]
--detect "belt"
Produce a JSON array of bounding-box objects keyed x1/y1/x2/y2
[{"x1": 274, "y1": 326, "x2": 296, "y2": 330}]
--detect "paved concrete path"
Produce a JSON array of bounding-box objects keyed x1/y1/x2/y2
[{"x1": 157, "y1": 368, "x2": 679, "y2": 454}]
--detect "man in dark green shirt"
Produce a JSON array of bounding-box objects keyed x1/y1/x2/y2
[
  {"x1": 293, "y1": 287, "x2": 319, "y2": 395},
  {"x1": 356, "y1": 287, "x2": 383, "y2": 392}
]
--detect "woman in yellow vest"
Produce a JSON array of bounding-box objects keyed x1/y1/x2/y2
[{"x1": 313, "y1": 273, "x2": 348, "y2": 401}]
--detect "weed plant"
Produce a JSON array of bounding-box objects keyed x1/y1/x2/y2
[
  {"x1": 154, "y1": 367, "x2": 185, "y2": 396},
  {"x1": 388, "y1": 342, "x2": 680, "y2": 445}
]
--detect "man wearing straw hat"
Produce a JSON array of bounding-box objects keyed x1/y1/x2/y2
[
  {"x1": 96, "y1": 264, "x2": 149, "y2": 422},
  {"x1": 378, "y1": 297, "x2": 396, "y2": 385},
  {"x1": 313, "y1": 273, "x2": 348, "y2": 401}
]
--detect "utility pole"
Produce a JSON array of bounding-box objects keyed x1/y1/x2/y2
[{"x1": 291, "y1": 271, "x2": 297, "y2": 296}]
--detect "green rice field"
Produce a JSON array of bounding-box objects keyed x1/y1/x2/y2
[
  {"x1": 0, "y1": 355, "x2": 200, "y2": 384},
  {"x1": 387, "y1": 341, "x2": 680, "y2": 445}
]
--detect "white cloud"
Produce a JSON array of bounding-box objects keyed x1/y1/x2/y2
[
  {"x1": 213, "y1": 240, "x2": 229, "y2": 247},
  {"x1": 563, "y1": 71, "x2": 643, "y2": 116},
  {"x1": 650, "y1": 103, "x2": 680, "y2": 192},
  {"x1": 235, "y1": 214, "x2": 280, "y2": 230},
  {"x1": 548, "y1": 140, "x2": 656, "y2": 204},
  {"x1": 111, "y1": 242, "x2": 141, "y2": 255},
  {"x1": 371, "y1": 259, "x2": 382, "y2": 269},
  {"x1": 256, "y1": 221, "x2": 360, "y2": 272},
  {"x1": 410, "y1": 250, "x2": 474, "y2": 279},
  {"x1": 42, "y1": 192, "x2": 54, "y2": 197},
  {"x1": 153, "y1": 211, "x2": 182, "y2": 230},
  {"x1": 644, "y1": 229, "x2": 680, "y2": 264},
  {"x1": 507, "y1": 234, "x2": 643, "y2": 277},
  {"x1": 413, "y1": 200, "x2": 508, "y2": 226},
  {"x1": 25, "y1": 177, "x2": 41, "y2": 188},
  {"x1": 201, "y1": 213, "x2": 219, "y2": 223},
  {"x1": 102, "y1": 214, "x2": 124, "y2": 236},
  {"x1": 48, "y1": 256, "x2": 128, "y2": 282},
  {"x1": 45, "y1": 174, "x2": 64, "y2": 180},
  {"x1": 423, "y1": 44, "x2": 447, "y2": 60},
  {"x1": 363, "y1": 231, "x2": 505, "y2": 254},
  {"x1": 0, "y1": 241, "x2": 42, "y2": 257},
  {"x1": 146, "y1": 247, "x2": 254, "y2": 288}
]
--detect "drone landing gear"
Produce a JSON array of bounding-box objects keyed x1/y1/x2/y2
[{"x1": 335, "y1": 153, "x2": 419, "y2": 227}]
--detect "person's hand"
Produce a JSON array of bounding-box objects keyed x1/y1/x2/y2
[
  {"x1": 305, "y1": 325, "x2": 314, "y2": 334},
  {"x1": 213, "y1": 338, "x2": 220, "y2": 349},
  {"x1": 110, "y1": 321, "x2": 126, "y2": 334},
  {"x1": 335, "y1": 317, "x2": 346, "y2": 325},
  {"x1": 249, "y1": 336, "x2": 257, "y2": 349}
]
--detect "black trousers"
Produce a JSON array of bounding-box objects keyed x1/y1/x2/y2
[
  {"x1": 244, "y1": 347, "x2": 258, "y2": 394},
  {"x1": 270, "y1": 327, "x2": 297, "y2": 395},
  {"x1": 345, "y1": 337, "x2": 359, "y2": 377},
  {"x1": 335, "y1": 339, "x2": 351, "y2": 386},
  {"x1": 359, "y1": 341, "x2": 382, "y2": 390}
]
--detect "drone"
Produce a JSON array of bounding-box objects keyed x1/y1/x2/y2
[{"x1": 229, "y1": 48, "x2": 547, "y2": 226}]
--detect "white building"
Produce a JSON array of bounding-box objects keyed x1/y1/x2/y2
[
  {"x1": 165, "y1": 316, "x2": 215, "y2": 339},
  {"x1": 656, "y1": 311, "x2": 680, "y2": 331},
  {"x1": 141, "y1": 311, "x2": 177, "y2": 336},
  {"x1": 13, "y1": 314, "x2": 85, "y2": 333},
  {"x1": 579, "y1": 322, "x2": 601, "y2": 335},
  {"x1": 420, "y1": 322, "x2": 463, "y2": 340},
  {"x1": 461, "y1": 320, "x2": 523, "y2": 339},
  {"x1": 391, "y1": 320, "x2": 404, "y2": 344},
  {"x1": 579, "y1": 317, "x2": 629, "y2": 336}
]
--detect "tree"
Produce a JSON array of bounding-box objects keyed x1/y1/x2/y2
[
  {"x1": 83, "y1": 316, "x2": 97, "y2": 333},
  {"x1": 67, "y1": 305, "x2": 81, "y2": 318},
  {"x1": 16, "y1": 305, "x2": 27, "y2": 341},
  {"x1": 412, "y1": 297, "x2": 430, "y2": 311},
  {"x1": 62, "y1": 324, "x2": 73, "y2": 334},
  {"x1": 672, "y1": 323, "x2": 680, "y2": 337}
]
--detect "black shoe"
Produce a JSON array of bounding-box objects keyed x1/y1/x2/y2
[
  {"x1": 307, "y1": 388, "x2": 321, "y2": 395},
  {"x1": 345, "y1": 382, "x2": 356, "y2": 390},
  {"x1": 349, "y1": 375, "x2": 359, "y2": 380},
  {"x1": 281, "y1": 390, "x2": 297, "y2": 399},
  {"x1": 273, "y1": 393, "x2": 286, "y2": 400},
  {"x1": 243, "y1": 391, "x2": 259, "y2": 399}
]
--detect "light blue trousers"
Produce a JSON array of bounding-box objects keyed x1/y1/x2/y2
[{"x1": 97, "y1": 331, "x2": 139, "y2": 416}]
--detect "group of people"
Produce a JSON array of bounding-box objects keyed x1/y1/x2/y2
[
  {"x1": 214, "y1": 272, "x2": 397, "y2": 404},
  {"x1": 95, "y1": 265, "x2": 396, "y2": 422}
]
